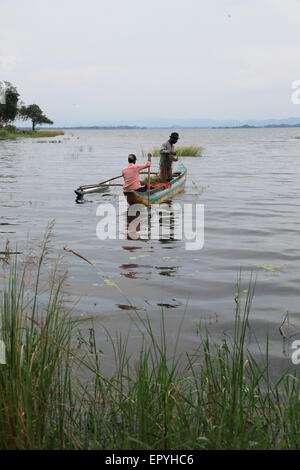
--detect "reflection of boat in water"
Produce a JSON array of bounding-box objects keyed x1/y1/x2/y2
[{"x1": 124, "y1": 166, "x2": 187, "y2": 206}]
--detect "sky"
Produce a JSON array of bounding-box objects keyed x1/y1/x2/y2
[{"x1": 1, "y1": 0, "x2": 300, "y2": 126}]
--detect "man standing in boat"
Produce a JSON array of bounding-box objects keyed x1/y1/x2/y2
[
  {"x1": 122, "y1": 153, "x2": 151, "y2": 192},
  {"x1": 159, "y1": 132, "x2": 179, "y2": 181}
]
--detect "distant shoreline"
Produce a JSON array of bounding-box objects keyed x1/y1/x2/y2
[
  {"x1": 0, "y1": 128, "x2": 64, "y2": 140},
  {"x1": 19, "y1": 123, "x2": 300, "y2": 130}
]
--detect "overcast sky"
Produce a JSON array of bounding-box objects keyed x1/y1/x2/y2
[{"x1": 1, "y1": 0, "x2": 300, "y2": 126}]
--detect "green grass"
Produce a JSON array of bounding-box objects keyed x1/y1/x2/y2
[
  {"x1": 0, "y1": 126, "x2": 64, "y2": 140},
  {"x1": 141, "y1": 175, "x2": 165, "y2": 184},
  {"x1": 1, "y1": 231, "x2": 300, "y2": 449},
  {"x1": 146, "y1": 145, "x2": 204, "y2": 157}
]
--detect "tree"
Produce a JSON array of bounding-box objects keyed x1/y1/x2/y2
[
  {"x1": 19, "y1": 104, "x2": 53, "y2": 131},
  {"x1": 0, "y1": 82, "x2": 19, "y2": 127}
]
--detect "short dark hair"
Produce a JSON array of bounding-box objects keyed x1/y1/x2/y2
[
  {"x1": 170, "y1": 132, "x2": 179, "y2": 139},
  {"x1": 128, "y1": 154, "x2": 137, "y2": 163}
]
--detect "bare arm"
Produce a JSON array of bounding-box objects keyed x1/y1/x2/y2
[{"x1": 136, "y1": 154, "x2": 151, "y2": 171}]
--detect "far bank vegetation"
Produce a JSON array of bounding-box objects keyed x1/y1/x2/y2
[{"x1": 0, "y1": 81, "x2": 64, "y2": 140}]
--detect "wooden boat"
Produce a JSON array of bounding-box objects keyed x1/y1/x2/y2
[{"x1": 124, "y1": 165, "x2": 187, "y2": 206}]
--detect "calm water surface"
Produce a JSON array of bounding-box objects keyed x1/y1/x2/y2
[{"x1": 1, "y1": 128, "x2": 300, "y2": 374}]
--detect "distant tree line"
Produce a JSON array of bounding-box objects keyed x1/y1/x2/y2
[{"x1": 0, "y1": 81, "x2": 53, "y2": 131}]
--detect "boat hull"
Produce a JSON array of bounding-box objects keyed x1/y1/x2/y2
[
  {"x1": 124, "y1": 165, "x2": 187, "y2": 206},
  {"x1": 74, "y1": 182, "x2": 109, "y2": 197}
]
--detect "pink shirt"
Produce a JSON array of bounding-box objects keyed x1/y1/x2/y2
[{"x1": 122, "y1": 161, "x2": 151, "y2": 190}]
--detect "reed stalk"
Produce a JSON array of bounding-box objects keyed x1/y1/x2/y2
[{"x1": 0, "y1": 234, "x2": 299, "y2": 449}]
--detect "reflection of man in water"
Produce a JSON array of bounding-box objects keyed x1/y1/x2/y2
[
  {"x1": 159, "y1": 132, "x2": 179, "y2": 181},
  {"x1": 126, "y1": 200, "x2": 176, "y2": 242}
]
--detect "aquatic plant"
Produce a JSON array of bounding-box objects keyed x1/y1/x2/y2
[
  {"x1": 141, "y1": 174, "x2": 165, "y2": 184},
  {"x1": 143, "y1": 145, "x2": 204, "y2": 157},
  {"x1": 1, "y1": 232, "x2": 300, "y2": 449},
  {"x1": 37, "y1": 130, "x2": 64, "y2": 137}
]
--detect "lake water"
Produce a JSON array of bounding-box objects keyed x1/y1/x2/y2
[{"x1": 1, "y1": 128, "x2": 300, "y2": 375}]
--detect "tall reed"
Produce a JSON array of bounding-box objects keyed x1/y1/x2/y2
[
  {"x1": 1, "y1": 234, "x2": 300, "y2": 449},
  {"x1": 150, "y1": 146, "x2": 204, "y2": 157},
  {"x1": 0, "y1": 229, "x2": 78, "y2": 449},
  {"x1": 141, "y1": 146, "x2": 204, "y2": 158}
]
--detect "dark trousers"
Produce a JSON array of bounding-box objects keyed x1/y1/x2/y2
[{"x1": 136, "y1": 182, "x2": 147, "y2": 192}]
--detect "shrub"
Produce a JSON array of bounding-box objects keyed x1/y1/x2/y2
[
  {"x1": 4, "y1": 125, "x2": 18, "y2": 133},
  {"x1": 0, "y1": 129, "x2": 9, "y2": 138}
]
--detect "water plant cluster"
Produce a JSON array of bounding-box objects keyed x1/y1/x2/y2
[
  {"x1": 0, "y1": 231, "x2": 300, "y2": 450},
  {"x1": 149, "y1": 146, "x2": 204, "y2": 157}
]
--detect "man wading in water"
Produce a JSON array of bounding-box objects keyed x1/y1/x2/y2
[{"x1": 159, "y1": 132, "x2": 179, "y2": 181}]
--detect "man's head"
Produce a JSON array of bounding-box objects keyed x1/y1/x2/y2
[
  {"x1": 128, "y1": 154, "x2": 137, "y2": 164},
  {"x1": 169, "y1": 132, "x2": 179, "y2": 144}
]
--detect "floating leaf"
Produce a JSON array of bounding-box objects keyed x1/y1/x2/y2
[{"x1": 255, "y1": 263, "x2": 281, "y2": 272}]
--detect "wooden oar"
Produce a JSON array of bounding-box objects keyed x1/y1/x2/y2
[
  {"x1": 147, "y1": 153, "x2": 152, "y2": 205},
  {"x1": 79, "y1": 172, "x2": 158, "y2": 190},
  {"x1": 147, "y1": 167, "x2": 150, "y2": 205},
  {"x1": 79, "y1": 174, "x2": 122, "y2": 190}
]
